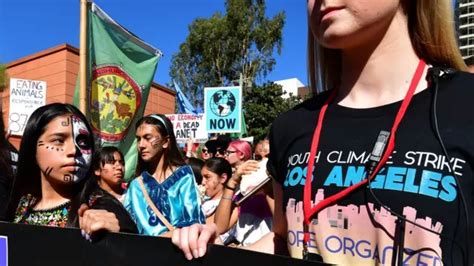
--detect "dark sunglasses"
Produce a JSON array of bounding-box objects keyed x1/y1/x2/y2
[
  {"x1": 216, "y1": 149, "x2": 226, "y2": 155},
  {"x1": 224, "y1": 150, "x2": 237, "y2": 156},
  {"x1": 202, "y1": 148, "x2": 209, "y2": 153}
]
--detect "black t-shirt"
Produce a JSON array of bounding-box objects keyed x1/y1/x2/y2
[
  {"x1": 0, "y1": 144, "x2": 19, "y2": 220},
  {"x1": 268, "y1": 71, "x2": 474, "y2": 265},
  {"x1": 88, "y1": 187, "x2": 138, "y2": 234}
]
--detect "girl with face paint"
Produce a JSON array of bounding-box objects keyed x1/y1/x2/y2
[
  {"x1": 123, "y1": 114, "x2": 205, "y2": 236},
  {"x1": 6, "y1": 103, "x2": 94, "y2": 226},
  {"x1": 6, "y1": 104, "x2": 122, "y2": 236},
  {"x1": 200, "y1": 158, "x2": 232, "y2": 223}
]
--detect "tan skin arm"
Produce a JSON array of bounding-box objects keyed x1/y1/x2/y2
[
  {"x1": 171, "y1": 179, "x2": 288, "y2": 260},
  {"x1": 206, "y1": 204, "x2": 239, "y2": 227},
  {"x1": 214, "y1": 182, "x2": 240, "y2": 233},
  {"x1": 214, "y1": 160, "x2": 259, "y2": 233},
  {"x1": 263, "y1": 180, "x2": 275, "y2": 216}
]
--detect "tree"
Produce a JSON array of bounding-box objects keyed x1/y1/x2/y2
[
  {"x1": 243, "y1": 82, "x2": 303, "y2": 141},
  {"x1": 0, "y1": 64, "x2": 8, "y2": 112},
  {"x1": 170, "y1": 0, "x2": 285, "y2": 110}
]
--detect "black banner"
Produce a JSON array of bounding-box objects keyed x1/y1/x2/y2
[{"x1": 0, "y1": 222, "x2": 329, "y2": 266}]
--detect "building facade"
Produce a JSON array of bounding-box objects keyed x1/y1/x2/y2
[
  {"x1": 457, "y1": 0, "x2": 474, "y2": 59},
  {"x1": 274, "y1": 78, "x2": 309, "y2": 99}
]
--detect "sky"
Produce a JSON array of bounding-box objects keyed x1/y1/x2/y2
[{"x1": 0, "y1": 0, "x2": 308, "y2": 87}]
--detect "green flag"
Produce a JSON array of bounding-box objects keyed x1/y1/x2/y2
[
  {"x1": 230, "y1": 110, "x2": 248, "y2": 139},
  {"x1": 74, "y1": 2, "x2": 162, "y2": 181}
]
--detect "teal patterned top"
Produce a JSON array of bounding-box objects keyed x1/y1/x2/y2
[{"x1": 14, "y1": 194, "x2": 71, "y2": 228}]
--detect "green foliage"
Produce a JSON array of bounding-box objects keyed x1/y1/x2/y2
[
  {"x1": 243, "y1": 82, "x2": 304, "y2": 141},
  {"x1": 170, "y1": 0, "x2": 285, "y2": 110},
  {"x1": 0, "y1": 64, "x2": 7, "y2": 92}
]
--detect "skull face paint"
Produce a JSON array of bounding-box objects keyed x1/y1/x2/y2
[
  {"x1": 36, "y1": 114, "x2": 92, "y2": 185},
  {"x1": 71, "y1": 115, "x2": 92, "y2": 182}
]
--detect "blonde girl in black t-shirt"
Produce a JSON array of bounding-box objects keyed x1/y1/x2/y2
[{"x1": 172, "y1": 1, "x2": 472, "y2": 265}]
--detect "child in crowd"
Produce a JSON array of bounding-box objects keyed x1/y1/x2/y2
[
  {"x1": 200, "y1": 158, "x2": 233, "y2": 224},
  {"x1": 84, "y1": 146, "x2": 137, "y2": 233}
]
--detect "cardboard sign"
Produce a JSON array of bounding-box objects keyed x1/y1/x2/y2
[
  {"x1": 204, "y1": 86, "x2": 242, "y2": 133},
  {"x1": 8, "y1": 78, "x2": 47, "y2": 136},
  {"x1": 165, "y1": 113, "x2": 207, "y2": 143}
]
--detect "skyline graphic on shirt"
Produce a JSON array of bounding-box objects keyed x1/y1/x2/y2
[{"x1": 285, "y1": 188, "x2": 444, "y2": 264}]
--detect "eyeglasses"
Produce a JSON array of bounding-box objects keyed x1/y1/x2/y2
[
  {"x1": 215, "y1": 149, "x2": 226, "y2": 156},
  {"x1": 224, "y1": 150, "x2": 238, "y2": 156},
  {"x1": 202, "y1": 148, "x2": 209, "y2": 153}
]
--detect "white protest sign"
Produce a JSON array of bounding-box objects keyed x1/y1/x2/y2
[
  {"x1": 8, "y1": 78, "x2": 47, "y2": 136},
  {"x1": 165, "y1": 113, "x2": 208, "y2": 144}
]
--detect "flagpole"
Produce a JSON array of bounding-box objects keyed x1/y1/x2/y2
[{"x1": 79, "y1": 0, "x2": 88, "y2": 114}]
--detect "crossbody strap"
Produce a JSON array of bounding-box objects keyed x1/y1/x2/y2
[{"x1": 137, "y1": 176, "x2": 174, "y2": 232}]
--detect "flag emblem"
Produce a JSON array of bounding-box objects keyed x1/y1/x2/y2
[{"x1": 90, "y1": 65, "x2": 142, "y2": 142}]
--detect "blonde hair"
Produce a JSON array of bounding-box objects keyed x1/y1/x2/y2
[{"x1": 308, "y1": 0, "x2": 467, "y2": 93}]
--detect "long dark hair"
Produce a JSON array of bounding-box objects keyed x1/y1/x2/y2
[
  {"x1": 187, "y1": 157, "x2": 204, "y2": 184},
  {"x1": 134, "y1": 114, "x2": 185, "y2": 177},
  {"x1": 0, "y1": 110, "x2": 16, "y2": 220},
  {"x1": 203, "y1": 157, "x2": 232, "y2": 179},
  {"x1": 88, "y1": 146, "x2": 124, "y2": 187},
  {"x1": 79, "y1": 146, "x2": 124, "y2": 210},
  {"x1": 91, "y1": 146, "x2": 123, "y2": 175},
  {"x1": 5, "y1": 103, "x2": 95, "y2": 225}
]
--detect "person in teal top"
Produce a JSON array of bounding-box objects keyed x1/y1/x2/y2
[{"x1": 124, "y1": 114, "x2": 205, "y2": 236}]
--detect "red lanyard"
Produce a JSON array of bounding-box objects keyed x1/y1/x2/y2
[{"x1": 302, "y1": 60, "x2": 426, "y2": 245}]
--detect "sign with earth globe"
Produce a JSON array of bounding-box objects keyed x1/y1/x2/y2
[
  {"x1": 204, "y1": 86, "x2": 242, "y2": 133},
  {"x1": 209, "y1": 90, "x2": 236, "y2": 117}
]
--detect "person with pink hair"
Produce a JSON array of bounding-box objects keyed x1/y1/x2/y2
[{"x1": 224, "y1": 140, "x2": 252, "y2": 168}]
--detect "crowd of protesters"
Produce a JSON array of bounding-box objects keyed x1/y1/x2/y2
[{"x1": 0, "y1": 104, "x2": 272, "y2": 249}]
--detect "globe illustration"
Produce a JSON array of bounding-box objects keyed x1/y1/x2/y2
[{"x1": 209, "y1": 90, "x2": 236, "y2": 117}]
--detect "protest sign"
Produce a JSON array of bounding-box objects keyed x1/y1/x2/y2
[
  {"x1": 204, "y1": 86, "x2": 242, "y2": 133},
  {"x1": 165, "y1": 113, "x2": 207, "y2": 143},
  {"x1": 8, "y1": 78, "x2": 47, "y2": 135}
]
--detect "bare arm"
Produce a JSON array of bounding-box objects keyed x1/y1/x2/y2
[
  {"x1": 185, "y1": 138, "x2": 197, "y2": 158},
  {"x1": 263, "y1": 181, "x2": 275, "y2": 216},
  {"x1": 171, "y1": 179, "x2": 287, "y2": 260},
  {"x1": 214, "y1": 181, "x2": 239, "y2": 233},
  {"x1": 214, "y1": 160, "x2": 259, "y2": 233}
]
